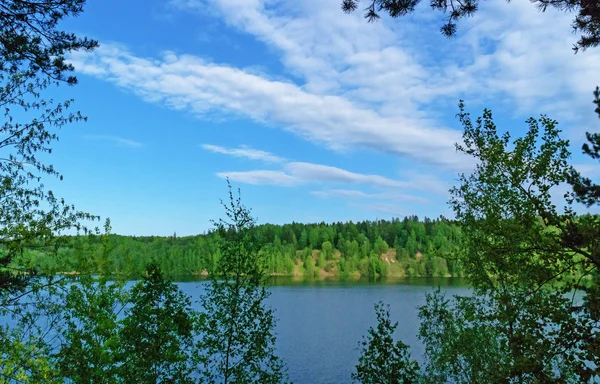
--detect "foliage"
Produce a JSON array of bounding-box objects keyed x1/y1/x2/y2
[
  {"x1": 118, "y1": 263, "x2": 196, "y2": 383},
  {"x1": 0, "y1": 0, "x2": 99, "y2": 295},
  {"x1": 449, "y1": 100, "x2": 577, "y2": 291},
  {"x1": 569, "y1": 86, "x2": 600, "y2": 206},
  {"x1": 440, "y1": 97, "x2": 599, "y2": 381},
  {"x1": 341, "y1": 0, "x2": 599, "y2": 52},
  {"x1": 0, "y1": 5, "x2": 99, "y2": 378},
  {"x1": 194, "y1": 182, "x2": 288, "y2": 384},
  {"x1": 56, "y1": 263, "x2": 197, "y2": 383},
  {"x1": 0, "y1": 276, "x2": 64, "y2": 383},
  {"x1": 56, "y1": 274, "x2": 127, "y2": 383},
  {"x1": 17, "y1": 215, "x2": 465, "y2": 280},
  {"x1": 417, "y1": 291, "x2": 504, "y2": 384},
  {"x1": 418, "y1": 288, "x2": 591, "y2": 383},
  {"x1": 1, "y1": 221, "x2": 110, "y2": 383},
  {"x1": 353, "y1": 92, "x2": 600, "y2": 383},
  {"x1": 3, "y1": 190, "x2": 291, "y2": 384},
  {"x1": 353, "y1": 302, "x2": 420, "y2": 384}
]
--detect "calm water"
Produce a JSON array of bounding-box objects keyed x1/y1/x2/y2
[
  {"x1": 1, "y1": 277, "x2": 469, "y2": 383},
  {"x1": 178, "y1": 277, "x2": 470, "y2": 384}
]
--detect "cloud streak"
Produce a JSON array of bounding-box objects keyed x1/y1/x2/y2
[
  {"x1": 174, "y1": 0, "x2": 600, "y2": 127},
  {"x1": 217, "y1": 161, "x2": 449, "y2": 195},
  {"x1": 70, "y1": 0, "x2": 600, "y2": 174},
  {"x1": 85, "y1": 135, "x2": 144, "y2": 148},
  {"x1": 216, "y1": 170, "x2": 299, "y2": 186},
  {"x1": 70, "y1": 0, "x2": 600, "y2": 224},
  {"x1": 68, "y1": 44, "x2": 466, "y2": 169},
  {"x1": 201, "y1": 144, "x2": 285, "y2": 162},
  {"x1": 284, "y1": 162, "x2": 413, "y2": 188},
  {"x1": 310, "y1": 189, "x2": 429, "y2": 204}
]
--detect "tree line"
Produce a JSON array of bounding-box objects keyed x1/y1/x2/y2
[{"x1": 8, "y1": 216, "x2": 465, "y2": 280}]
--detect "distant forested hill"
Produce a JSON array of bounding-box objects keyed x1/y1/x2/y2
[{"x1": 9, "y1": 216, "x2": 465, "y2": 280}]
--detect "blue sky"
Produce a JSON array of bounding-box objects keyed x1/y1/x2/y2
[{"x1": 41, "y1": 0, "x2": 600, "y2": 236}]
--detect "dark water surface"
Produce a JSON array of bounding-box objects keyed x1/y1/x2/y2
[{"x1": 178, "y1": 277, "x2": 470, "y2": 384}]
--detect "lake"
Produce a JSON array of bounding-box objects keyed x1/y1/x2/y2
[
  {"x1": 178, "y1": 277, "x2": 470, "y2": 384},
  {"x1": 1, "y1": 277, "x2": 469, "y2": 383}
]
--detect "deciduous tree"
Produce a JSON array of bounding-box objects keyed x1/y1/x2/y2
[
  {"x1": 0, "y1": 0, "x2": 98, "y2": 300},
  {"x1": 353, "y1": 302, "x2": 420, "y2": 384},
  {"x1": 119, "y1": 263, "x2": 196, "y2": 384},
  {"x1": 194, "y1": 181, "x2": 288, "y2": 384}
]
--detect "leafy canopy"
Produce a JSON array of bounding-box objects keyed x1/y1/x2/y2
[
  {"x1": 0, "y1": 0, "x2": 98, "y2": 296},
  {"x1": 353, "y1": 302, "x2": 420, "y2": 384},
  {"x1": 194, "y1": 181, "x2": 288, "y2": 384},
  {"x1": 354, "y1": 89, "x2": 600, "y2": 382}
]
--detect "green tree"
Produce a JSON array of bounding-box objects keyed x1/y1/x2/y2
[
  {"x1": 317, "y1": 250, "x2": 326, "y2": 268},
  {"x1": 569, "y1": 86, "x2": 600, "y2": 205},
  {"x1": 118, "y1": 263, "x2": 195, "y2": 383},
  {"x1": 56, "y1": 275, "x2": 127, "y2": 383},
  {"x1": 321, "y1": 240, "x2": 333, "y2": 259},
  {"x1": 405, "y1": 231, "x2": 418, "y2": 257},
  {"x1": 194, "y1": 182, "x2": 288, "y2": 384},
  {"x1": 1, "y1": 221, "x2": 110, "y2": 384},
  {"x1": 0, "y1": 0, "x2": 98, "y2": 295},
  {"x1": 0, "y1": 275, "x2": 65, "y2": 383},
  {"x1": 373, "y1": 236, "x2": 389, "y2": 255},
  {"x1": 303, "y1": 250, "x2": 316, "y2": 277},
  {"x1": 0, "y1": 4, "x2": 99, "y2": 376},
  {"x1": 417, "y1": 291, "x2": 508, "y2": 384},
  {"x1": 353, "y1": 302, "x2": 420, "y2": 383},
  {"x1": 308, "y1": 227, "x2": 320, "y2": 249},
  {"x1": 299, "y1": 229, "x2": 308, "y2": 249},
  {"x1": 353, "y1": 95, "x2": 600, "y2": 382},
  {"x1": 442, "y1": 99, "x2": 599, "y2": 381}
]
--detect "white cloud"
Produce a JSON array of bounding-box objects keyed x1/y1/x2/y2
[
  {"x1": 284, "y1": 162, "x2": 413, "y2": 188},
  {"x1": 399, "y1": 171, "x2": 452, "y2": 196},
  {"x1": 201, "y1": 144, "x2": 285, "y2": 162},
  {"x1": 310, "y1": 189, "x2": 374, "y2": 199},
  {"x1": 68, "y1": 44, "x2": 466, "y2": 169},
  {"x1": 216, "y1": 170, "x2": 299, "y2": 186},
  {"x1": 311, "y1": 189, "x2": 429, "y2": 204},
  {"x1": 85, "y1": 135, "x2": 144, "y2": 148},
  {"x1": 71, "y1": 0, "x2": 600, "y2": 182},
  {"x1": 217, "y1": 161, "x2": 448, "y2": 194},
  {"x1": 175, "y1": 0, "x2": 600, "y2": 124}
]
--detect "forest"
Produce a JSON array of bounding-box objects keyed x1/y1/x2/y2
[{"x1": 10, "y1": 216, "x2": 464, "y2": 280}]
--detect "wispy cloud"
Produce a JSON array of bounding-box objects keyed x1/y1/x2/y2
[
  {"x1": 70, "y1": 0, "x2": 600, "y2": 174},
  {"x1": 311, "y1": 189, "x2": 376, "y2": 199},
  {"x1": 284, "y1": 162, "x2": 414, "y2": 188},
  {"x1": 70, "y1": 0, "x2": 600, "y2": 215},
  {"x1": 217, "y1": 161, "x2": 447, "y2": 194},
  {"x1": 85, "y1": 135, "x2": 144, "y2": 148},
  {"x1": 201, "y1": 144, "x2": 285, "y2": 163},
  {"x1": 68, "y1": 44, "x2": 466, "y2": 169},
  {"x1": 180, "y1": 0, "x2": 600, "y2": 107},
  {"x1": 171, "y1": 0, "x2": 600, "y2": 126},
  {"x1": 310, "y1": 189, "x2": 429, "y2": 204},
  {"x1": 216, "y1": 170, "x2": 299, "y2": 186}
]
